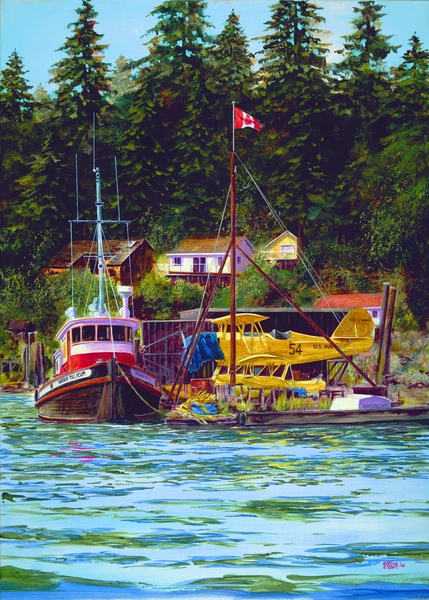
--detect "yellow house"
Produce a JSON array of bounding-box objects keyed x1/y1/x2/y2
[{"x1": 260, "y1": 231, "x2": 298, "y2": 263}]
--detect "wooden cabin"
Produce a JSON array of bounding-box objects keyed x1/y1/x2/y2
[
  {"x1": 165, "y1": 236, "x2": 255, "y2": 289},
  {"x1": 44, "y1": 238, "x2": 155, "y2": 285},
  {"x1": 260, "y1": 231, "x2": 298, "y2": 270}
]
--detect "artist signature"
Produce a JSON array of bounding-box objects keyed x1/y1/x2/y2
[{"x1": 383, "y1": 561, "x2": 405, "y2": 569}]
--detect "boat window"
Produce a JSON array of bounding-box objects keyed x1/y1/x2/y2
[
  {"x1": 97, "y1": 325, "x2": 111, "y2": 341},
  {"x1": 112, "y1": 326, "x2": 125, "y2": 341},
  {"x1": 72, "y1": 327, "x2": 81, "y2": 344},
  {"x1": 82, "y1": 325, "x2": 96, "y2": 341},
  {"x1": 126, "y1": 327, "x2": 133, "y2": 342}
]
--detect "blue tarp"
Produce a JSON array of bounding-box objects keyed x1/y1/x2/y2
[
  {"x1": 291, "y1": 387, "x2": 307, "y2": 397},
  {"x1": 183, "y1": 332, "x2": 225, "y2": 373},
  {"x1": 191, "y1": 402, "x2": 218, "y2": 415}
]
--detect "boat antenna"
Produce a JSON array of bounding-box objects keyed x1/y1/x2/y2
[
  {"x1": 93, "y1": 112, "x2": 96, "y2": 172},
  {"x1": 95, "y1": 167, "x2": 106, "y2": 316},
  {"x1": 115, "y1": 156, "x2": 121, "y2": 221},
  {"x1": 125, "y1": 224, "x2": 135, "y2": 317},
  {"x1": 75, "y1": 154, "x2": 79, "y2": 220},
  {"x1": 71, "y1": 153, "x2": 80, "y2": 309},
  {"x1": 70, "y1": 225, "x2": 74, "y2": 309}
]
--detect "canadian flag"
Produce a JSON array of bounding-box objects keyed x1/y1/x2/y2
[{"x1": 234, "y1": 106, "x2": 261, "y2": 131}]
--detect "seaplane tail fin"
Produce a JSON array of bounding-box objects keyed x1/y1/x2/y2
[{"x1": 331, "y1": 308, "x2": 374, "y2": 339}]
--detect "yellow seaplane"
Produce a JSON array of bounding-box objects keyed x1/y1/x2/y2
[{"x1": 211, "y1": 308, "x2": 374, "y2": 393}]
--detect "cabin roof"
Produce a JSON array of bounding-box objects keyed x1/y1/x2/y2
[
  {"x1": 4, "y1": 320, "x2": 37, "y2": 333},
  {"x1": 168, "y1": 236, "x2": 252, "y2": 255},
  {"x1": 264, "y1": 230, "x2": 297, "y2": 249},
  {"x1": 314, "y1": 293, "x2": 383, "y2": 310},
  {"x1": 47, "y1": 238, "x2": 153, "y2": 269}
]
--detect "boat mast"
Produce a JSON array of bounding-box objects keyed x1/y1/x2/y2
[
  {"x1": 94, "y1": 167, "x2": 106, "y2": 317},
  {"x1": 230, "y1": 103, "x2": 237, "y2": 397}
]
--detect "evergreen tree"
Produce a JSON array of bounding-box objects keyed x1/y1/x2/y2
[
  {"x1": 0, "y1": 50, "x2": 33, "y2": 121},
  {"x1": 207, "y1": 10, "x2": 256, "y2": 104},
  {"x1": 143, "y1": 0, "x2": 211, "y2": 72},
  {"x1": 256, "y1": 0, "x2": 334, "y2": 250},
  {"x1": 49, "y1": 0, "x2": 111, "y2": 124},
  {"x1": 331, "y1": 1, "x2": 400, "y2": 246},
  {"x1": 389, "y1": 35, "x2": 429, "y2": 127},
  {"x1": 0, "y1": 51, "x2": 36, "y2": 279},
  {"x1": 110, "y1": 55, "x2": 139, "y2": 100},
  {"x1": 33, "y1": 84, "x2": 54, "y2": 123},
  {"x1": 120, "y1": 1, "x2": 226, "y2": 249},
  {"x1": 9, "y1": 1, "x2": 115, "y2": 275},
  {"x1": 357, "y1": 37, "x2": 429, "y2": 326},
  {"x1": 333, "y1": 1, "x2": 400, "y2": 145}
]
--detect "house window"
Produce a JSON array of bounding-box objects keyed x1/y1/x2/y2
[
  {"x1": 215, "y1": 256, "x2": 223, "y2": 269},
  {"x1": 280, "y1": 244, "x2": 294, "y2": 258},
  {"x1": 173, "y1": 257, "x2": 182, "y2": 268},
  {"x1": 193, "y1": 257, "x2": 206, "y2": 273},
  {"x1": 237, "y1": 255, "x2": 242, "y2": 265}
]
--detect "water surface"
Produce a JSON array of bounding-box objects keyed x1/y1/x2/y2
[{"x1": 1, "y1": 392, "x2": 429, "y2": 599}]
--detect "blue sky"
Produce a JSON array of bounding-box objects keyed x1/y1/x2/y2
[{"x1": 2, "y1": 0, "x2": 429, "y2": 92}]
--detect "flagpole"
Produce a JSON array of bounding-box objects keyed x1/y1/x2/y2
[{"x1": 230, "y1": 102, "x2": 237, "y2": 399}]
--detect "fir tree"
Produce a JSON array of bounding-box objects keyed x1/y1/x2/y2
[
  {"x1": 207, "y1": 10, "x2": 256, "y2": 103},
  {"x1": 0, "y1": 51, "x2": 36, "y2": 277},
  {"x1": 10, "y1": 1, "x2": 116, "y2": 275},
  {"x1": 120, "y1": 1, "x2": 225, "y2": 249},
  {"x1": 143, "y1": 0, "x2": 212, "y2": 73},
  {"x1": 257, "y1": 0, "x2": 334, "y2": 250},
  {"x1": 331, "y1": 1, "x2": 401, "y2": 245},
  {"x1": 333, "y1": 0, "x2": 400, "y2": 140},
  {"x1": 0, "y1": 50, "x2": 33, "y2": 121},
  {"x1": 49, "y1": 0, "x2": 111, "y2": 124},
  {"x1": 334, "y1": 1, "x2": 399, "y2": 74},
  {"x1": 110, "y1": 55, "x2": 139, "y2": 100},
  {"x1": 391, "y1": 35, "x2": 429, "y2": 125}
]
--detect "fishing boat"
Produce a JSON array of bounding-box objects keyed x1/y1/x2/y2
[{"x1": 35, "y1": 168, "x2": 162, "y2": 422}]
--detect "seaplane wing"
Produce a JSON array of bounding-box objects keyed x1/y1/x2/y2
[
  {"x1": 215, "y1": 308, "x2": 374, "y2": 366},
  {"x1": 237, "y1": 353, "x2": 284, "y2": 366},
  {"x1": 212, "y1": 372, "x2": 326, "y2": 392}
]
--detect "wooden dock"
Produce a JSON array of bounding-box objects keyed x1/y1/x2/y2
[{"x1": 236, "y1": 405, "x2": 429, "y2": 427}]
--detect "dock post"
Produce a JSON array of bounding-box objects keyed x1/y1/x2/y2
[{"x1": 376, "y1": 282, "x2": 390, "y2": 386}]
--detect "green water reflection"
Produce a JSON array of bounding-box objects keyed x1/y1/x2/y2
[{"x1": 1, "y1": 393, "x2": 429, "y2": 597}]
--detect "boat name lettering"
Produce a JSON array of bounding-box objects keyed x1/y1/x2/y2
[
  {"x1": 130, "y1": 368, "x2": 155, "y2": 385},
  {"x1": 362, "y1": 402, "x2": 389, "y2": 410},
  {"x1": 58, "y1": 369, "x2": 92, "y2": 387},
  {"x1": 38, "y1": 369, "x2": 92, "y2": 399}
]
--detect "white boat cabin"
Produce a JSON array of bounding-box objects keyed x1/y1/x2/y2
[{"x1": 53, "y1": 317, "x2": 140, "y2": 375}]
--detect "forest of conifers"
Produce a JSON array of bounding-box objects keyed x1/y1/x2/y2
[{"x1": 1, "y1": 0, "x2": 429, "y2": 330}]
